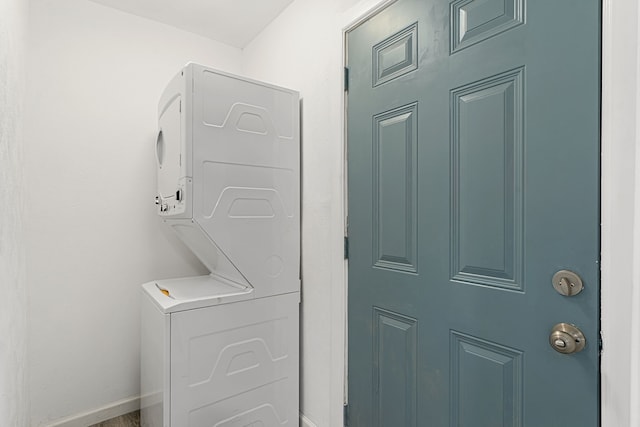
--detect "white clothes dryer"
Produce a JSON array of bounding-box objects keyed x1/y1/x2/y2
[{"x1": 141, "y1": 63, "x2": 300, "y2": 427}]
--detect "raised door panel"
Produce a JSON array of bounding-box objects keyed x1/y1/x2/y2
[
  {"x1": 373, "y1": 104, "x2": 418, "y2": 273},
  {"x1": 451, "y1": 68, "x2": 524, "y2": 291}
]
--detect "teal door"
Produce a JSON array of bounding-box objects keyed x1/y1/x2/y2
[{"x1": 346, "y1": 1, "x2": 600, "y2": 426}]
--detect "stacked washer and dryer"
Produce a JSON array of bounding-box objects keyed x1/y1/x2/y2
[{"x1": 140, "y1": 63, "x2": 300, "y2": 427}]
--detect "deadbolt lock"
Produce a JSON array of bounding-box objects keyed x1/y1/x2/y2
[
  {"x1": 549, "y1": 323, "x2": 586, "y2": 354},
  {"x1": 552, "y1": 270, "x2": 583, "y2": 296}
]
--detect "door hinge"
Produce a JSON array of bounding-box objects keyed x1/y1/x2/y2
[
  {"x1": 343, "y1": 403, "x2": 349, "y2": 427},
  {"x1": 344, "y1": 67, "x2": 349, "y2": 92},
  {"x1": 599, "y1": 330, "x2": 604, "y2": 355},
  {"x1": 344, "y1": 236, "x2": 349, "y2": 259}
]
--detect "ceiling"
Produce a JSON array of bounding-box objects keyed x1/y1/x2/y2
[{"x1": 88, "y1": 0, "x2": 295, "y2": 48}]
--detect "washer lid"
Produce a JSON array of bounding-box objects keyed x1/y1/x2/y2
[{"x1": 142, "y1": 274, "x2": 254, "y2": 314}]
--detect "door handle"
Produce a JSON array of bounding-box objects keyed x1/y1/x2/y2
[{"x1": 549, "y1": 323, "x2": 586, "y2": 354}]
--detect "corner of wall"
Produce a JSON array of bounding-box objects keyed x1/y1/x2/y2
[
  {"x1": 630, "y1": 3, "x2": 640, "y2": 423},
  {"x1": 0, "y1": 0, "x2": 29, "y2": 425},
  {"x1": 601, "y1": 0, "x2": 640, "y2": 426}
]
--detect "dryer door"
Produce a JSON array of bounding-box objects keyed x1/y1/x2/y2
[{"x1": 156, "y1": 95, "x2": 185, "y2": 216}]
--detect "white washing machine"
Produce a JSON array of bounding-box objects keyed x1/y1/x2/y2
[{"x1": 141, "y1": 63, "x2": 300, "y2": 427}]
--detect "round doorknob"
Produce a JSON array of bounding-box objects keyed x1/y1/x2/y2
[{"x1": 549, "y1": 323, "x2": 586, "y2": 354}]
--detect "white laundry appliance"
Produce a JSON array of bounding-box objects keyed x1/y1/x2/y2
[{"x1": 140, "y1": 63, "x2": 300, "y2": 427}]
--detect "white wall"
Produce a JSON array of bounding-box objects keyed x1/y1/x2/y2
[
  {"x1": 601, "y1": 0, "x2": 640, "y2": 426},
  {"x1": 633, "y1": 9, "x2": 640, "y2": 423},
  {"x1": 0, "y1": 0, "x2": 29, "y2": 425},
  {"x1": 242, "y1": 1, "x2": 387, "y2": 425},
  {"x1": 633, "y1": 29, "x2": 640, "y2": 424},
  {"x1": 24, "y1": 1, "x2": 242, "y2": 425}
]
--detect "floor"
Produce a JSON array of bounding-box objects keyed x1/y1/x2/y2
[{"x1": 88, "y1": 411, "x2": 140, "y2": 427}]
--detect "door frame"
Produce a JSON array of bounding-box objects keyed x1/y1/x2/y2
[{"x1": 340, "y1": 0, "x2": 640, "y2": 425}]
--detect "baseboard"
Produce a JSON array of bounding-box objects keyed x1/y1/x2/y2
[
  {"x1": 45, "y1": 396, "x2": 140, "y2": 427},
  {"x1": 49, "y1": 398, "x2": 307, "y2": 427},
  {"x1": 300, "y1": 412, "x2": 318, "y2": 427}
]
